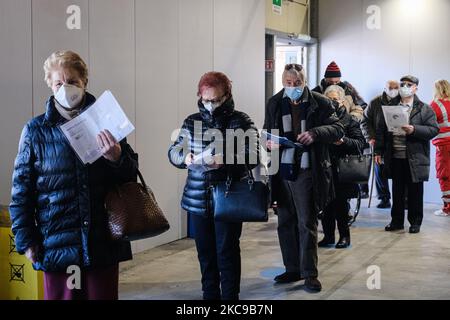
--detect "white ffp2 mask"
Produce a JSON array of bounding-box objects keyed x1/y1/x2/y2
[
  {"x1": 55, "y1": 84, "x2": 85, "y2": 109},
  {"x1": 203, "y1": 101, "x2": 222, "y2": 114},
  {"x1": 385, "y1": 88, "x2": 399, "y2": 99},
  {"x1": 399, "y1": 86, "x2": 413, "y2": 98}
]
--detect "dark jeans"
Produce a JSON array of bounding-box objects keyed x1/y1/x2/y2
[
  {"x1": 391, "y1": 159, "x2": 424, "y2": 227},
  {"x1": 321, "y1": 196, "x2": 350, "y2": 241},
  {"x1": 276, "y1": 169, "x2": 318, "y2": 278},
  {"x1": 375, "y1": 162, "x2": 391, "y2": 200},
  {"x1": 191, "y1": 213, "x2": 243, "y2": 300}
]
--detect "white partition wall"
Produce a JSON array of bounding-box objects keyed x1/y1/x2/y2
[
  {"x1": 0, "y1": 0, "x2": 266, "y2": 252},
  {"x1": 318, "y1": 0, "x2": 450, "y2": 204},
  {"x1": 178, "y1": 0, "x2": 215, "y2": 238},
  {"x1": 214, "y1": 0, "x2": 266, "y2": 127},
  {"x1": 0, "y1": 0, "x2": 33, "y2": 205},
  {"x1": 88, "y1": 0, "x2": 136, "y2": 148},
  {"x1": 135, "y1": 0, "x2": 181, "y2": 251},
  {"x1": 31, "y1": 0, "x2": 90, "y2": 116}
]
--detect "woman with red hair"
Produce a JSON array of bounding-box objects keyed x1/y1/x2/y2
[{"x1": 169, "y1": 71, "x2": 259, "y2": 300}]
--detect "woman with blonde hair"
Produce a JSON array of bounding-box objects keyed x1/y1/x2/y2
[
  {"x1": 9, "y1": 50, "x2": 138, "y2": 299},
  {"x1": 430, "y1": 79, "x2": 450, "y2": 216}
]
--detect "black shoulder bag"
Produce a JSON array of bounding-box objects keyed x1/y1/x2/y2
[
  {"x1": 336, "y1": 147, "x2": 372, "y2": 184},
  {"x1": 213, "y1": 166, "x2": 270, "y2": 223}
]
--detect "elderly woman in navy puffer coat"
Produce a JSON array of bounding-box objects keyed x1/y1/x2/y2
[
  {"x1": 169, "y1": 72, "x2": 259, "y2": 300},
  {"x1": 9, "y1": 50, "x2": 138, "y2": 300}
]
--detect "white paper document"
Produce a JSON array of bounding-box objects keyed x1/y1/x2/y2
[
  {"x1": 189, "y1": 149, "x2": 221, "y2": 173},
  {"x1": 193, "y1": 148, "x2": 215, "y2": 165},
  {"x1": 382, "y1": 105, "x2": 410, "y2": 135},
  {"x1": 60, "y1": 90, "x2": 135, "y2": 164}
]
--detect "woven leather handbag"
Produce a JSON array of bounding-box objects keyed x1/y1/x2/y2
[
  {"x1": 105, "y1": 170, "x2": 170, "y2": 241},
  {"x1": 213, "y1": 167, "x2": 270, "y2": 223}
]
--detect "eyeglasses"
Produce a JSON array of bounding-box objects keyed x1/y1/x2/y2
[
  {"x1": 400, "y1": 82, "x2": 415, "y2": 88},
  {"x1": 202, "y1": 93, "x2": 227, "y2": 104},
  {"x1": 285, "y1": 64, "x2": 303, "y2": 72}
]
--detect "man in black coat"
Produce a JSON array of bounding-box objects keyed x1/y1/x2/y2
[
  {"x1": 312, "y1": 61, "x2": 368, "y2": 110},
  {"x1": 375, "y1": 75, "x2": 439, "y2": 234},
  {"x1": 264, "y1": 64, "x2": 344, "y2": 292},
  {"x1": 361, "y1": 80, "x2": 400, "y2": 208}
]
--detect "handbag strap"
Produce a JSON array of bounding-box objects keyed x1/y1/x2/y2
[
  {"x1": 136, "y1": 169, "x2": 150, "y2": 194},
  {"x1": 225, "y1": 165, "x2": 255, "y2": 192}
]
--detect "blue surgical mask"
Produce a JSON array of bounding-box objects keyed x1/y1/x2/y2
[{"x1": 285, "y1": 86, "x2": 303, "y2": 102}]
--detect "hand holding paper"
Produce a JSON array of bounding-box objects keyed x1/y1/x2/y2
[
  {"x1": 382, "y1": 105, "x2": 410, "y2": 135},
  {"x1": 187, "y1": 149, "x2": 223, "y2": 172},
  {"x1": 60, "y1": 90, "x2": 135, "y2": 164},
  {"x1": 266, "y1": 140, "x2": 280, "y2": 151},
  {"x1": 261, "y1": 131, "x2": 304, "y2": 150},
  {"x1": 401, "y1": 125, "x2": 415, "y2": 135},
  {"x1": 97, "y1": 129, "x2": 122, "y2": 162}
]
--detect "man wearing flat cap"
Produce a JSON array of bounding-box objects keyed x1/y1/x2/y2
[{"x1": 374, "y1": 75, "x2": 439, "y2": 234}]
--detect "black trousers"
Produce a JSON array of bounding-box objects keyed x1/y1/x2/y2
[
  {"x1": 276, "y1": 170, "x2": 318, "y2": 278},
  {"x1": 391, "y1": 158, "x2": 424, "y2": 227},
  {"x1": 191, "y1": 213, "x2": 243, "y2": 300},
  {"x1": 321, "y1": 195, "x2": 350, "y2": 241}
]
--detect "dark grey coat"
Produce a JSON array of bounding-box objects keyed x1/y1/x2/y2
[
  {"x1": 361, "y1": 92, "x2": 392, "y2": 141},
  {"x1": 374, "y1": 95, "x2": 439, "y2": 183},
  {"x1": 264, "y1": 87, "x2": 345, "y2": 214}
]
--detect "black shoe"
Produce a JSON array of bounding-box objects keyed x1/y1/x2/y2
[
  {"x1": 304, "y1": 277, "x2": 322, "y2": 292},
  {"x1": 385, "y1": 223, "x2": 404, "y2": 232},
  {"x1": 377, "y1": 199, "x2": 391, "y2": 209},
  {"x1": 274, "y1": 272, "x2": 303, "y2": 284},
  {"x1": 409, "y1": 225, "x2": 421, "y2": 234},
  {"x1": 335, "y1": 237, "x2": 351, "y2": 249},
  {"x1": 318, "y1": 237, "x2": 335, "y2": 247},
  {"x1": 360, "y1": 191, "x2": 369, "y2": 199}
]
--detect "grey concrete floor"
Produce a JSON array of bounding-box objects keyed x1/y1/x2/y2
[{"x1": 119, "y1": 200, "x2": 450, "y2": 300}]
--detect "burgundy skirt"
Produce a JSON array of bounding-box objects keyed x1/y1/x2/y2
[{"x1": 44, "y1": 264, "x2": 119, "y2": 300}]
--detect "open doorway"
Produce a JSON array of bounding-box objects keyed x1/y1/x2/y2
[
  {"x1": 274, "y1": 39, "x2": 308, "y2": 94},
  {"x1": 265, "y1": 34, "x2": 314, "y2": 105}
]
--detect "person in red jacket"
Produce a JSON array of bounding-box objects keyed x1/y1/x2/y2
[{"x1": 430, "y1": 79, "x2": 450, "y2": 217}]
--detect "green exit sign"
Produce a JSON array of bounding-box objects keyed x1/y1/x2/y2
[{"x1": 273, "y1": 0, "x2": 282, "y2": 15}]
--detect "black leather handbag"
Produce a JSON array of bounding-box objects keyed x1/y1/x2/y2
[
  {"x1": 337, "y1": 152, "x2": 372, "y2": 184},
  {"x1": 213, "y1": 168, "x2": 270, "y2": 223}
]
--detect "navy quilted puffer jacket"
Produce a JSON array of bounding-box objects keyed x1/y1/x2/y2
[
  {"x1": 168, "y1": 97, "x2": 259, "y2": 216},
  {"x1": 9, "y1": 92, "x2": 138, "y2": 272}
]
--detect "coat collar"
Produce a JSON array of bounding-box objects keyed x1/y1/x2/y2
[
  {"x1": 198, "y1": 96, "x2": 235, "y2": 128},
  {"x1": 303, "y1": 86, "x2": 318, "y2": 113},
  {"x1": 274, "y1": 87, "x2": 317, "y2": 124},
  {"x1": 43, "y1": 92, "x2": 96, "y2": 126},
  {"x1": 381, "y1": 92, "x2": 393, "y2": 105},
  {"x1": 410, "y1": 95, "x2": 424, "y2": 119},
  {"x1": 320, "y1": 78, "x2": 348, "y2": 93}
]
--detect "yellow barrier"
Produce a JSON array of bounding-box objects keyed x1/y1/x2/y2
[{"x1": 0, "y1": 206, "x2": 44, "y2": 300}]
